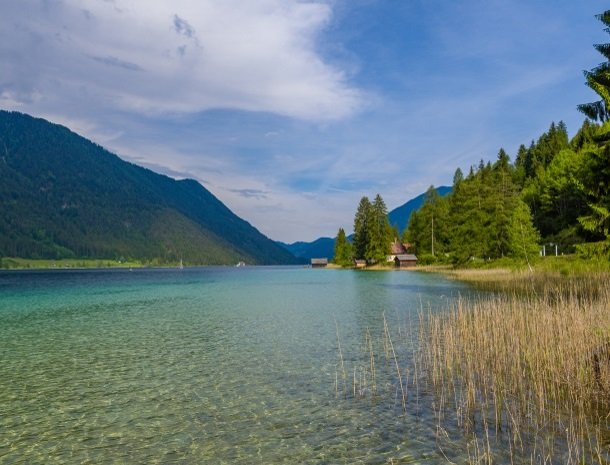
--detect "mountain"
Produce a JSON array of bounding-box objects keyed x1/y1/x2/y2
[
  {"x1": 284, "y1": 186, "x2": 453, "y2": 259},
  {"x1": 388, "y1": 186, "x2": 452, "y2": 234},
  {"x1": 0, "y1": 111, "x2": 298, "y2": 265},
  {"x1": 278, "y1": 237, "x2": 335, "y2": 261}
]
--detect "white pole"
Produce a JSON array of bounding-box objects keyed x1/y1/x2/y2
[{"x1": 431, "y1": 214, "x2": 435, "y2": 257}]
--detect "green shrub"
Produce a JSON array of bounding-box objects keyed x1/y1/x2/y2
[{"x1": 575, "y1": 241, "x2": 610, "y2": 259}]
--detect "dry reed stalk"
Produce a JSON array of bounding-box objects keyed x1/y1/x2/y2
[
  {"x1": 384, "y1": 312, "x2": 407, "y2": 411},
  {"x1": 365, "y1": 328, "x2": 377, "y2": 396},
  {"x1": 335, "y1": 318, "x2": 347, "y2": 397},
  {"x1": 422, "y1": 273, "x2": 610, "y2": 464}
]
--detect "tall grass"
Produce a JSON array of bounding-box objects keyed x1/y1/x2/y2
[
  {"x1": 424, "y1": 279, "x2": 610, "y2": 464},
  {"x1": 336, "y1": 273, "x2": 610, "y2": 464}
]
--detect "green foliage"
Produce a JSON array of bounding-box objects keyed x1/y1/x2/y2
[
  {"x1": 578, "y1": 10, "x2": 610, "y2": 122},
  {"x1": 452, "y1": 168, "x2": 464, "y2": 188},
  {"x1": 353, "y1": 196, "x2": 371, "y2": 260},
  {"x1": 404, "y1": 108, "x2": 609, "y2": 266},
  {"x1": 575, "y1": 123, "x2": 610, "y2": 239},
  {"x1": 350, "y1": 194, "x2": 392, "y2": 264},
  {"x1": 574, "y1": 241, "x2": 610, "y2": 259},
  {"x1": 521, "y1": 148, "x2": 587, "y2": 239},
  {"x1": 415, "y1": 253, "x2": 446, "y2": 266},
  {"x1": 508, "y1": 200, "x2": 541, "y2": 260},
  {"x1": 365, "y1": 194, "x2": 392, "y2": 263},
  {"x1": 446, "y1": 166, "x2": 495, "y2": 262},
  {"x1": 404, "y1": 186, "x2": 449, "y2": 256},
  {"x1": 332, "y1": 227, "x2": 353, "y2": 266},
  {"x1": 575, "y1": 13, "x2": 610, "y2": 243},
  {"x1": 405, "y1": 152, "x2": 542, "y2": 264},
  {"x1": 0, "y1": 257, "x2": 145, "y2": 269},
  {"x1": 514, "y1": 122, "x2": 569, "y2": 180}
]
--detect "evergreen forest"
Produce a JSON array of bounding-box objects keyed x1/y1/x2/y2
[{"x1": 335, "y1": 10, "x2": 610, "y2": 266}]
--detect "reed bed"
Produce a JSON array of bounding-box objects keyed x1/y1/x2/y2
[
  {"x1": 446, "y1": 268, "x2": 610, "y2": 299},
  {"x1": 424, "y1": 283, "x2": 610, "y2": 464},
  {"x1": 336, "y1": 273, "x2": 610, "y2": 464}
]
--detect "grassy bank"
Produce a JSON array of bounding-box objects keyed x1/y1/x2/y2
[
  {"x1": 0, "y1": 257, "x2": 149, "y2": 270},
  {"x1": 448, "y1": 254, "x2": 610, "y2": 274}
]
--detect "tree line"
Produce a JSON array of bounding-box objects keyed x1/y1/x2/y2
[
  {"x1": 334, "y1": 9, "x2": 610, "y2": 265},
  {"x1": 333, "y1": 194, "x2": 395, "y2": 266}
]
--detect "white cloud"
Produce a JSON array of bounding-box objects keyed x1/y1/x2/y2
[{"x1": 0, "y1": 0, "x2": 363, "y2": 121}]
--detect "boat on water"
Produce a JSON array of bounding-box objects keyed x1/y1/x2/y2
[{"x1": 235, "y1": 261, "x2": 246, "y2": 267}]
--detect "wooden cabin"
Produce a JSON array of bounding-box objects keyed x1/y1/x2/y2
[
  {"x1": 387, "y1": 239, "x2": 410, "y2": 262},
  {"x1": 311, "y1": 258, "x2": 328, "y2": 268},
  {"x1": 394, "y1": 254, "x2": 417, "y2": 268}
]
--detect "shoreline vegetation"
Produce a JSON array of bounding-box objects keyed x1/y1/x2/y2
[
  {"x1": 0, "y1": 257, "x2": 194, "y2": 270},
  {"x1": 3, "y1": 253, "x2": 609, "y2": 273},
  {"x1": 334, "y1": 260, "x2": 610, "y2": 464}
]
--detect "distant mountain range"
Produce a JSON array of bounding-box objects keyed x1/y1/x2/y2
[
  {"x1": 388, "y1": 185, "x2": 452, "y2": 233},
  {"x1": 0, "y1": 111, "x2": 298, "y2": 265},
  {"x1": 277, "y1": 237, "x2": 335, "y2": 263},
  {"x1": 280, "y1": 186, "x2": 452, "y2": 261}
]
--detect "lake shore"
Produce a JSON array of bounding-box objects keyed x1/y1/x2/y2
[
  {"x1": 0, "y1": 257, "x2": 148, "y2": 270},
  {"x1": 417, "y1": 255, "x2": 610, "y2": 279}
]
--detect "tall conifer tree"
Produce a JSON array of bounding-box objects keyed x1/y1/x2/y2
[
  {"x1": 366, "y1": 194, "x2": 392, "y2": 263},
  {"x1": 353, "y1": 196, "x2": 371, "y2": 260},
  {"x1": 333, "y1": 227, "x2": 352, "y2": 266},
  {"x1": 578, "y1": 10, "x2": 610, "y2": 122},
  {"x1": 577, "y1": 10, "x2": 610, "y2": 239}
]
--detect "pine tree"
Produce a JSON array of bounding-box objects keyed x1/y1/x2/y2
[
  {"x1": 578, "y1": 10, "x2": 610, "y2": 122},
  {"x1": 570, "y1": 119, "x2": 597, "y2": 152},
  {"x1": 448, "y1": 168, "x2": 492, "y2": 261},
  {"x1": 496, "y1": 148, "x2": 510, "y2": 170},
  {"x1": 514, "y1": 144, "x2": 528, "y2": 187},
  {"x1": 353, "y1": 196, "x2": 371, "y2": 260},
  {"x1": 332, "y1": 227, "x2": 353, "y2": 267},
  {"x1": 490, "y1": 157, "x2": 519, "y2": 257},
  {"x1": 452, "y1": 168, "x2": 464, "y2": 189},
  {"x1": 576, "y1": 10, "x2": 610, "y2": 241},
  {"x1": 365, "y1": 194, "x2": 392, "y2": 263}
]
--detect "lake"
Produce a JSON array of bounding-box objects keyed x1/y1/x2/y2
[{"x1": 0, "y1": 266, "x2": 472, "y2": 464}]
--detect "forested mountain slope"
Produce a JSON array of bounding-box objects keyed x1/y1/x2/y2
[{"x1": 0, "y1": 111, "x2": 298, "y2": 265}]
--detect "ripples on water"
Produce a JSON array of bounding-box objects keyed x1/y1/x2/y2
[{"x1": 0, "y1": 267, "x2": 469, "y2": 464}]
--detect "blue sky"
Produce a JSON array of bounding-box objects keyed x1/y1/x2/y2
[{"x1": 1, "y1": 0, "x2": 608, "y2": 242}]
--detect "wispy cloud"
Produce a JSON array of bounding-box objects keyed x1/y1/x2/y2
[
  {"x1": 228, "y1": 188, "x2": 269, "y2": 200},
  {"x1": 89, "y1": 55, "x2": 143, "y2": 71},
  {"x1": 173, "y1": 14, "x2": 195, "y2": 38}
]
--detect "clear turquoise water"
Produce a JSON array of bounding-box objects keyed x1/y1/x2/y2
[{"x1": 0, "y1": 267, "x2": 470, "y2": 464}]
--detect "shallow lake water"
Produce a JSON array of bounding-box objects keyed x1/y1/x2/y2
[{"x1": 0, "y1": 266, "x2": 472, "y2": 464}]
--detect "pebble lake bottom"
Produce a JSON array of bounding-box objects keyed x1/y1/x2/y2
[{"x1": 0, "y1": 266, "x2": 472, "y2": 464}]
